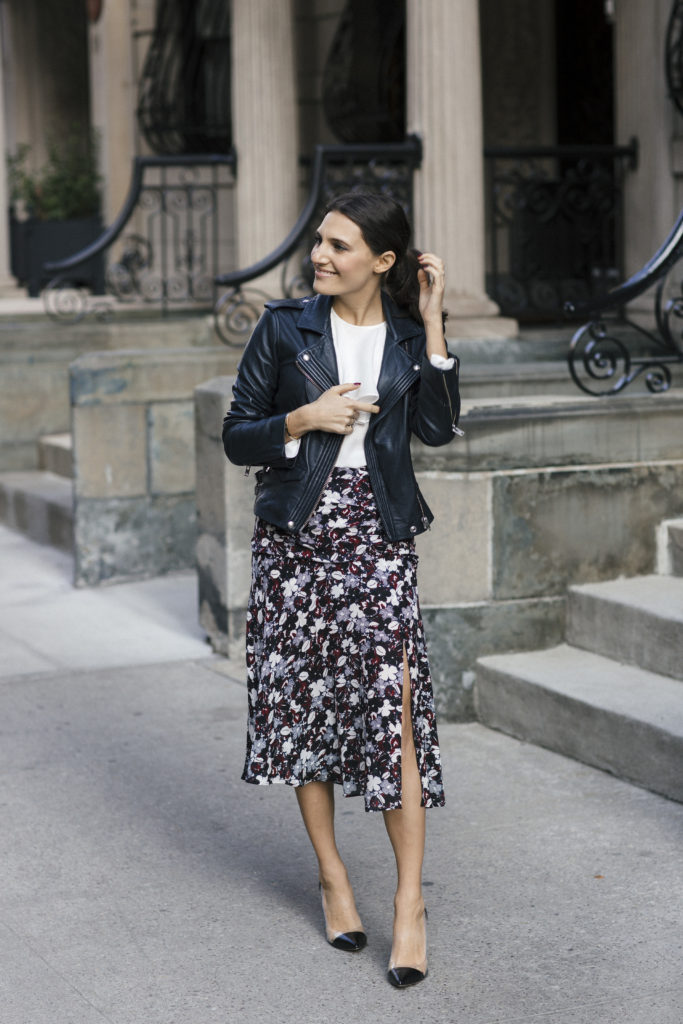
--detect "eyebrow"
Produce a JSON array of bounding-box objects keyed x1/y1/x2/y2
[{"x1": 314, "y1": 229, "x2": 352, "y2": 246}]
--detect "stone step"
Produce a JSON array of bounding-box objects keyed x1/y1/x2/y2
[
  {"x1": 38, "y1": 433, "x2": 73, "y2": 479},
  {"x1": 475, "y1": 644, "x2": 683, "y2": 803},
  {"x1": 463, "y1": 362, "x2": 580, "y2": 398},
  {"x1": 457, "y1": 348, "x2": 683, "y2": 399},
  {"x1": 0, "y1": 470, "x2": 73, "y2": 552},
  {"x1": 566, "y1": 575, "x2": 683, "y2": 680}
]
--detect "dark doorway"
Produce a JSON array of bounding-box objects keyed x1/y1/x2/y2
[
  {"x1": 482, "y1": 0, "x2": 624, "y2": 321},
  {"x1": 555, "y1": 0, "x2": 614, "y2": 144}
]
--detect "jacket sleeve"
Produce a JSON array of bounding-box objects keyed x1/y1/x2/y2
[
  {"x1": 222, "y1": 308, "x2": 294, "y2": 468},
  {"x1": 409, "y1": 352, "x2": 461, "y2": 447}
]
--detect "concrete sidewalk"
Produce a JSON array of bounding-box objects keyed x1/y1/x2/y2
[{"x1": 1, "y1": 525, "x2": 682, "y2": 1024}]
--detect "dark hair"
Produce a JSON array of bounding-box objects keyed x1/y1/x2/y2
[{"x1": 324, "y1": 191, "x2": 424, "y2": 324}]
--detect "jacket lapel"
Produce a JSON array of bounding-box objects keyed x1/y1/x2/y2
[
  {"x1": 374, "y1": 294, "x2": 423, "y2": 417},
  {"x1": 295, "y1": 296, "x2": 339, "y2": 391},
  {"x1": 294, "y1": 292, "x2": 423, "y2": 408}
]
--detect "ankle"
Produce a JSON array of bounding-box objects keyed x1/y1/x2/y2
[
  {"x1": 393, "y1": 890, "x2": 425, "y2": 915},
  {"x1": 319, "y1": 861, "x2": 351, "y2": 891}
]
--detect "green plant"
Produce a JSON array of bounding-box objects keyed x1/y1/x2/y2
[{"x1": 7, "y1": 130, "x2": 101, "y2": 221}]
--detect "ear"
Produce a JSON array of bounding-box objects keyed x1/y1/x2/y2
[{"x1": 373, "y1": 250, "x2": 396, "y2": 275}]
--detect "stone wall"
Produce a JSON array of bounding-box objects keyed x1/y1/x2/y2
[
  {"x1": 195, "y1": 376, "x2": 683, "y2": 720},
  {"x1": 70, "y1": 346, "x2": 239, "y2": 586},
  {"x1": 0, "y1": 316, "x2": 219, "y2": 471}
]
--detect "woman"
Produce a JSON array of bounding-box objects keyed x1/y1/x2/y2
[{"x1": 223, "y1": 191, "x2": 460, "y2": 988}]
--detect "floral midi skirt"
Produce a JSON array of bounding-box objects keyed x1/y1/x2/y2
[{"x1": 242, "y1": 466, "x2": 445, "y2": 812}]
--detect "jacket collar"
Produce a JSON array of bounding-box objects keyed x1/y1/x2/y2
[
  {"x1": 297, "y1": 292, "x2": 423, "y2": 346},
  {"x1": 295, "y1": 292, "x2": 423, "y2": 411}
]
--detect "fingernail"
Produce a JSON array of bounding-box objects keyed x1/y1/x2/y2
[{"x1": 354, "y1": 382, "x2": 361, "y2": 386}]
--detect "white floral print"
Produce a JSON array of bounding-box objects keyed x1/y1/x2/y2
[{"x1": 241, "y1": 467, "x2": 445, "y2": 812}]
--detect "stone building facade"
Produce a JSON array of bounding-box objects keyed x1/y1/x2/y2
[
  {"x1": 2, "y1": 0, "x2": 679, "y2": 322},
  {"x1": 1, "y1": 1, "x2": 683, "y2": 723}
]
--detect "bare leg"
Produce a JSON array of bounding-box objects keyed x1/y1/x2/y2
[
  {"x1": 382, "y1": 649, "x2": 427, "y2": 971},
  {"x1": 295, "y1": 780, "x2": 364, "y2": 937}
]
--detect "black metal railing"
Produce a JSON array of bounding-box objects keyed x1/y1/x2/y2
[
  {"x1": 566, "y1": 208, "x2": 683, "y2": 396},
  {"x1": 213, "y1": 135, "x2": 422, "y2": 345},
  {"x1": 42, "y1": 153, "x2": 236, "y2": 322},
  {"x1": 666, "y1": 0, "x2": 683, "y2": 116},
  {"x1": 485, "y1": 141, "x2": 638, "y2": 322}
]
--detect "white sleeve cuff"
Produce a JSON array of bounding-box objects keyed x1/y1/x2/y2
[
  {"x1": 284, "y1": 438, "x2": 301, "y2": 458},
  {"x1": 429, "y1": 352, "x2": 455, "y2": 370}
]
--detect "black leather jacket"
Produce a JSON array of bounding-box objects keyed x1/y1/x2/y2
[{"x1": 222, "y1": 292, "x2": 460, "y2": 540}]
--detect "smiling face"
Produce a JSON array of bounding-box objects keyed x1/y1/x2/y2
[{"x1": 310, "y1": 211, "x2": 395, "y2": 304}]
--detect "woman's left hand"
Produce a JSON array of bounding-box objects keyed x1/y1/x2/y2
[{"x1": 417, "y1": 252, "x2": 445, "y2": 326}]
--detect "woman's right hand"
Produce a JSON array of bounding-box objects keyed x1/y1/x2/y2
[{"x1": 287, "y1": 383, "x2": 380, "y2": 438}]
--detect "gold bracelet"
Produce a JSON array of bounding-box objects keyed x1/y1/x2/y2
[{"x1": 285, "y1": 413, "x2": 301, "y2": 441}]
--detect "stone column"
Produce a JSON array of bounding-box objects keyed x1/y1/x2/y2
[
  {"x1": 231, "y1": 0, "x2": 299, "y2": 295},
  {"x1": 616, "y1": 0, "x2": 676, "y2": 283},
  {"x1": 0, "y1": 11, "x2": 19, "y2": 295},
  {"x1": 406, "y1": 0, "x2": 516, "y2": 337},
  {"x1": 88, "y1": 0, "x2": 136, "y2": 223}
]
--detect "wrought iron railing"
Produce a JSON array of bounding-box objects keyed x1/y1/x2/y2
[
  {"x1": 666, "y1": 0, "x2": 683, "y2": 116},
  {"x1": 566, "y1": 208, "x2": 683, "y2": 396},
  {"x1": 42, "y1": 154, "x2": 236, "y2": 322},
  {"x1": 213, "y1": 135, "x2": 422, "y2": 346},
  {"x1": 485, "y1": 142, "x2": 638, "y2": 322}
]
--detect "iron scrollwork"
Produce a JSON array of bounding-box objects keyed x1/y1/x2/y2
[
  {"x1": 567, "y1": 209, "x2": 683, "y2": 396},
  {"x1": 565, "y1": 6, "x2": 683, "y2": 399},
  {"x1": 485, "y1": 142, "x2": 637, "y2": 321},
  {"x1": 42, "y1": 155, "x2": 235, "y2": 323}
]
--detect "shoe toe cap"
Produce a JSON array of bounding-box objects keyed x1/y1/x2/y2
[
  {"x1": 329, "y1": 930, "x2": 367, "y2": 952},
  {"x1": 387, "y1": 966, "x2": 427, "y2": 988}
]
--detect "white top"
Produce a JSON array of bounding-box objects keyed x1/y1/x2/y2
[
  {"x1": 331, "y1": 309, "x2": 386, "y2": 468},
  {"x1": 284, "y1": 308, "x2": 454, "y2": 465}
]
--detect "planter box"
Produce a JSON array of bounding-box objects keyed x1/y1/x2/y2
[{"x1": 9, "y1": 213, "x2": 105, "y2": 298}]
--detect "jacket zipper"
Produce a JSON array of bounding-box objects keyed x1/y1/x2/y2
[
  {"x1": 364, "y1": 442, "x2": 396, "y2": 536},
  {"x1": 416, "y1": 489, "x2": 431, "y2": 532},
  {"x1": 296, "y1": 356, "x2": 333, "y2": 393},
  {"x1": 291, "y1": 359, "x2": 340, "y2": 528},
  {"x1": 443, "y1": 365, "x2": 465, "y2": 436}
]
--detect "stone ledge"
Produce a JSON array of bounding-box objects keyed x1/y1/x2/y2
[
  {"x1": 70, "y1": 348, "x2": 240, "y2": 406},
  {"x1": 413, "y1": 390, "x2": 683, "y2": 471}
]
